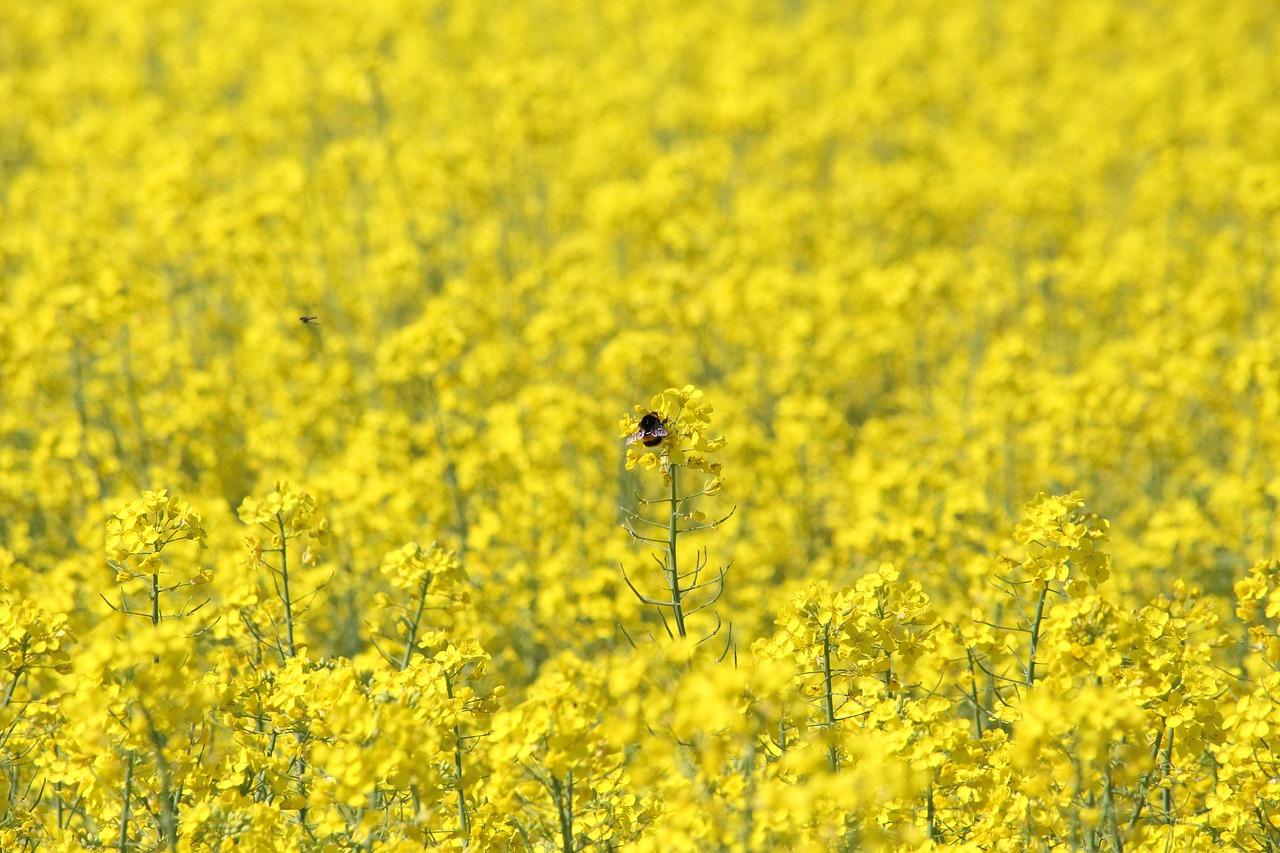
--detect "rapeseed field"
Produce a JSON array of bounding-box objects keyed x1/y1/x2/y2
[{"x1": 3, "y1": 0, "x2": 1280, "y2": 849}]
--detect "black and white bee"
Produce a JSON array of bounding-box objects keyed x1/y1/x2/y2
[{"x1": 626, "y1": 412, "x2": 670, "y2": 448}]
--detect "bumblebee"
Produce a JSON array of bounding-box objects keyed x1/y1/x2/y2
[{"x1": 626, "y1": 412, "x2": 670, "y2": 448}]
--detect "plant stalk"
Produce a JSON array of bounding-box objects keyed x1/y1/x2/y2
[
  {"x1": 1026, "y1": 581, "x2": 1050, "y2": 689},
  {"x1": 667, "y1": 465, "x2": 687, "y2": 639},
  {"x1": 278, "y1": 515, "x2": 297, "y2": 658}
]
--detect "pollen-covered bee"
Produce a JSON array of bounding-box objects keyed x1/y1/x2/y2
[{"x1": 626, "y1": 412, "x2": 670, "y2": 447}]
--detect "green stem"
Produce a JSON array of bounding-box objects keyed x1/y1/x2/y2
[
  {"x1": 1070, "y1": 756, "x2": 1083, "y2": 851},
  {"x1": 667, "y1": 465, "x2": 687, "y2": 639},
  {"x1": 3, "y1": 641, "x2": 26, "y2": 707},
  {"x1": 278, "y1": 516, "x2": 297, "y2": 658},
  {"x1": 1026, "y1": 581, "x2": 1050, "y2": 689},
  {"x1": 293, "y1": 753, "x2": 310, "y2": 828},
  {"x1": 1125, "y1": 727, "x2": 1164, "y2": 832},
  {"x1": 1103, "y1": 758, "x2": 1124, "y2": 853},
  {"x1": 1161, "y1": 729, "x2": 1174, "y2": 822},
  {"x1": 444, "y1": 675, "x2": 471, "y2": 838},
  {"x1": 926, "y1": 778, "x2": 936, "y2": 841},
  {"x1": 400, "y1": 572, "x2": 432, "y2": 671},
  {"x1": 966, "y1": 649, "x2": 985, "y2": 738},
  {"x1": 118, "y1": 750, "x2": 135, "y2": 853},
  {"x1": 821, "y1": 627, "x2": 839, "y2": 773},
  {"x1": 552, "y1": 773, "x2": 574, "y2": 853},
  {"x1": 739, "y1": 743, "x2": 757, "y2": 849},
  {"x1": 151, "y1": 571, "x2": 161, "y2": 626}
]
